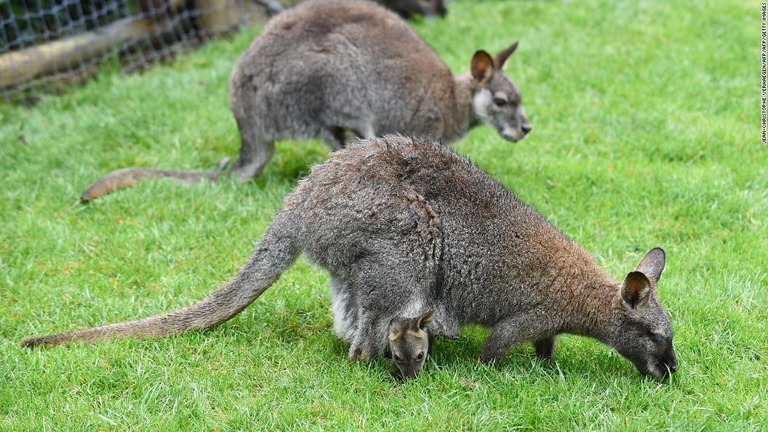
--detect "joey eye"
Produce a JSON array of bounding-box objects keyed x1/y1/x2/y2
[
  {"x1": 416, "y1": 352, "x2": 425, "y2": 361},
  {"x1": 650, "y1": 333, "x2": 664, "y2": 344},
  {"x1": 493, "y1": 97, "x2": 508, "y2": 107}
]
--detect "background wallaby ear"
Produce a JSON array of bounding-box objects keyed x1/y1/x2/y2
[
  {"x1": 634, "y1": 247, "x2": 666, "y2": 284},
  {"x1": 493, "y1": 41, "x2": 519, "y2": 70},
  {"x1": 621, "y1": 271, "x2": 652, "y2": 310},
  {"x1": 416, "y1": 310, "x2": 435, "y2": 330},
  {"x1": 471, "y1": 50, "x2": 495, "y2": 83}
]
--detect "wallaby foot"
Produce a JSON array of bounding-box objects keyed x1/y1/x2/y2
[
  {"x1": 347, "y1": 321, "x2": 386, "y2": 361},
  {"x1": 230, "y1": 116, "x2": 276, "y2": 181},
  {"x1": 347, "y1": 342, "x2": 377, "y2": 362},
  {"x1": 228, "y1": 142, "x2": 275, "y2": 182}
]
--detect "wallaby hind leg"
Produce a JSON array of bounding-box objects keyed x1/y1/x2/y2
[
  {"x1": 345, "y1": 267, "x2": 427, "y2": 361},
  {"x1": 330, "y1": 277, "x2": 358, "y2": 343},
  {"x1": 348, "y1": 306, "x2": 389, "y2": 361},
  {"x1": 229, "y1": 115, "x2": 276, "y2": 182}
]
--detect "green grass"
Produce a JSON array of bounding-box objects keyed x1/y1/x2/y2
[{"x1": 1, "y1": 0, "x2": 763, "y2": 429}]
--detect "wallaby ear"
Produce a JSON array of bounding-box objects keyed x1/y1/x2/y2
[
  {"x1": 471, "y1": 50, "x2": 495, "y2": 83},
  {"x1": 388, "y1": 318, "x2": 403, "y2": 341},
  {"x1": 493, "y1": 41, "x2": 519, "y2": 70},
  {"x1": 621, "y1": 271, "x2": 652, "y2": 310},
  {"x1": 634, "y1": 247, "x2": 666, "y2": 284},
  {"x1": 416, "y1": 309, "x2": 435, "y2": 330}
]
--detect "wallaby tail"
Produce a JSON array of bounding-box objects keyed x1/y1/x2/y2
[
  {"x1": 20, "y1": 209, "x2": 302, "y2": 348},
  {"x1": 80, "y1": 168, "x2": 223, "y2": 202}
]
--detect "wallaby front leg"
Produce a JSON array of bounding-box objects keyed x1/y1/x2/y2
[
  {"x1": 347, "y1": 309, "x2": 387, "y2": 361},
  {"x1": 533, "y1": 337, "x2": 557, "y2": 361},
  {"x1": 481, "y1": 315, "x2": 551, "y2": 363}
]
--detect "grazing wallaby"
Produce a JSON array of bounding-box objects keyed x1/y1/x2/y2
[
  {"x1": 80, "y1": 0, "x2": 530, "y2": 202},
  {"x1": 22, "y1": 136, "x2": 677, "y2": 379},
  {"x1": 386, "y1": 310, "x2": 435, "y2": 379}
]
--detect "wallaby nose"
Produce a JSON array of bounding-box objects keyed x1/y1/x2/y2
[{"x1": 521, "y1": 124, "x2": 532, "y2": 135}]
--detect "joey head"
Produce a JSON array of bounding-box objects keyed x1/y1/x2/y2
[{"x1": 387, "y1": 310, "x2": 435, "y2": 379}]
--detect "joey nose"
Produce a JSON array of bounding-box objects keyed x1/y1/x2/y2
[{"x1": 521, "y1": 124, "x2": 532, "y2": 135}]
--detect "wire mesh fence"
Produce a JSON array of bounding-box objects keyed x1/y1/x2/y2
[{"x1": 0, "y1": 0, "x2": 280, "y2": 105}]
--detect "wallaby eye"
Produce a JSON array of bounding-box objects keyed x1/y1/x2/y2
[
  {"x1": 416, "y1": 352, "x2": 425, "y2": 361},
  {"x1": 493, "y1": 97, "x2": 508, "y2": 107},
  {"x1": 650, "y1": 333, "x2": 664, "y2": 345}
]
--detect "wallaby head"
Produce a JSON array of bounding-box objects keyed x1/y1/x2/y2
[
  {"x1": 605, "y1": 248, "x2": 678, "y2": 379},
  {"x1": 387, "y1": 310, "x2": 434, "y2": 379},
  {"x1": 470, "y1": 42, "x2": 532, "y2": 142},
  {"x1": 379, "y1": 0, "x2": 447, "y2": 18}
]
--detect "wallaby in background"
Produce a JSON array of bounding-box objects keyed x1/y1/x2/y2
[
  {"x1": 23, "y1": 136, "x2": 676, "y2": 379},
  {"x1": 80, "y1": 0, "x2": 530, "y2": 202}
]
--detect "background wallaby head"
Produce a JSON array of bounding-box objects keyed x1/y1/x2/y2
[
  {"x1": 387, "y1": 310, "x2": 434, "y2": 379},
  {"x1": 470, "y1": 43, "x2": 530, "y2": 142},
  {"x1": 377, "y1": 0, "x2": 447, "y2": 18},
  {"x1": 79, "y1": 0, "x2": 530, "y2": 202},
  {"x1": 607, "y1": 248, "x2": 678, "y2": 378}
]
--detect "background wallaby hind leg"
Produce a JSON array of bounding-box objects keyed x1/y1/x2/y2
[{"x1": 228, "y1": 115, "x2": 276, "y2": 181}]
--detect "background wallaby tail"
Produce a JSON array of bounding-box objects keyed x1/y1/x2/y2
[
  {"x1": 20, "y1": 209, "x2": 303, "y2": 348},
  {"x1": 80, "y1": 167, "x2": 223, "y2": 202}
]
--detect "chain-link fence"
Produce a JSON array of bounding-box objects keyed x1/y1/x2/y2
[{"x1": 0, "y1": 0, "x2": 281, "y2": 105}]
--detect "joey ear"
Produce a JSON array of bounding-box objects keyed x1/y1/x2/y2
[
  {"x1": 493, "y1": 41, "x2": 519, "y2": 70},
  {"x1": 471, "y1": 50, "x2": 495, "y2": 83},
  {"x1": 388, "y1": 318, "x2": 403, "y2": 340},
  {"x1": 634, "y1": 247, "x2": 666, "y2": 284},
  {"x1": 621, "y1": 271, "x2": 652, "y2": 310},
  {"x1": 416, "y1": 310, "x2": 435, "y2": 330}
]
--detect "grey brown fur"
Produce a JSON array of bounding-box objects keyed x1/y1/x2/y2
[
  {"x1": 23, "y1": 136, "x2": 676, "y2": 379},
  {"x1": 80, "y1": 0, "x2": 530, "y2": 202}
]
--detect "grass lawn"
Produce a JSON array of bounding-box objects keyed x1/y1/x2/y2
[{"x1": 1, "y1": 0, "x2": 763, "y2": 429}]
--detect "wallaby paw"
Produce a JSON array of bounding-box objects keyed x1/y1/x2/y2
[
  {"x1": 347, "y1": 344, "x2": 376, "y2": 361},
  {"x1": 347, "y1": 346, "x2": 367, "y2": 362}
]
